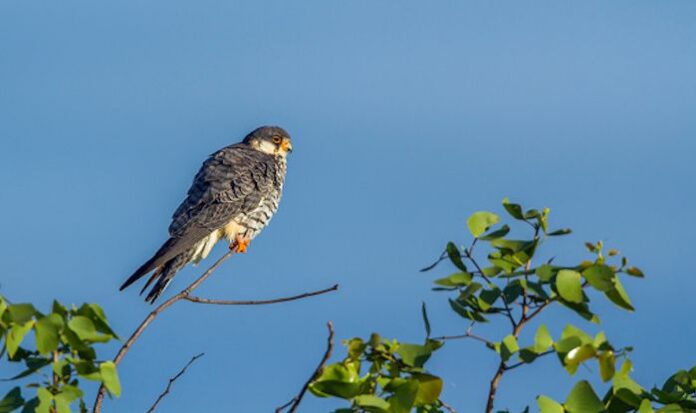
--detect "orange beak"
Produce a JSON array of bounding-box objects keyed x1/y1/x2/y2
[{"x1": 280, "y1": 138, "x2": 293, "y2": 153}]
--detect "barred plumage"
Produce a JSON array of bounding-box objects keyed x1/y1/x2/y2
[{"x1": 120, "y1": 126, "x2": 292, "y2": 303}]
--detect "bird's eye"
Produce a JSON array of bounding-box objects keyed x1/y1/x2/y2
[{"x1": 272, "y1": 136, "x2": 282, "y2": 144}]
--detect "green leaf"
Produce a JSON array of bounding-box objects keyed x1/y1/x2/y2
[
  {"x1": 467, "y1": 211, "x2": 500, "y2": 238},
  {"x1": 7, "y1": 304, "x2": 36, "y2": 324},
  {"x1": 477, "y1": 288, "x2": 500, "y2": 311},
  {"x1": 561, "y1": 325, "x2": 593, "y2": 345},
  {"x1": 605, "y1": 277, "x2": 634, "y2": 311},
  {"x1": 613, "y1": 361, "x2": 643, "y2": 405},
  {"x1": 6, "y1": 321, "x2": 34, "y2": 358},
  {"x1": 413, "y1": 374, "x2": 442, "y2": 406},
  {"x1": 310, "y1": 364, "x2": 361, "y2": 398},
  {"x1": 538, "y1": 395, "x2": 565, "y2": 413},
  {"x1": 100, "y1": 361, "x2": 121, "y2": 397},
  {"x1": 599, "y1": 352, "x2": 616, "y2": 382},
  {"x1": 537, "y1": 265, "x2": 555, "y2": 282},
  {"x1": 564, "y1": 381, "x2": 604, "y2": 413},
  {"x1": 434, "y1": 272, "x2": 472, "y2": 287},
  {"x1": 57, "y1": 385, "x2": 83, "y2": 404},
  {"x1": 479, "y1": 225, "x2": 511, "y2": 241},
  {"x1": 501, "y1": 335, "x2": 519, "y2": 362},
  {"x1": 548, "y1": 229, "x2": 572, "y2": 236},
  {"x1": 51, "y1": 301, "x2": 68, "y2": 318},
  {"x1": 582, "y1": 265, "x2": 615, "y2": 292},
  {"x1": 534, "y1": 325, "x2": 554, "y2": 353},
  {"x1": 556, "y1": 270, "x2": 584, "y2": 304},
  {"x1": 564, "y1": 344, "x2": 596, "y2": 375},
  {"x1": 397, "y1": 343, "x2": 432, "y2": 368},
  {"x1": 35, "y1": 314, "x2": 64, "y2": 354},
  {"x1": 446, "y1": 242, "x2": 467, "y2": 272},
  {"x1": 68, "y1": 316, "x2": 110, "y2": 342},
  {"x1": 638, "y1": 399, "x2": 654, "y2": 413},
  {"x1": 387, "y1": 379, "x2": 419, "y2": 413},
  {"x1": 0, "y1": 387, "x2": 24, "y2": 413},
  {"x1": 503, "y1": 282, "x2": 523, "y2": 304},
  {"x1": 421, "y1": 302, "x2": 431, "y2": 339},
  {"x1": 559, "y1": 301, "x2": 599, "y2": 324},
  {"x1": 35, "y1": 388, "x2": 52, "y2": 413},
  {"x1": 502, "y1": 198, "x2": 525, "y2": 220},
  {"x1": 354, "y1": 395, "x2": 390, "y2": 412},
  {"x1": 78, "y1": 304, "x2": 118, "y2": 339},
  {"x1": 448, "y1": 299, "x2": 487, "y2": 322},
  {"x1": 625, "y1": 267, "x2": 644, "y2": 278}
]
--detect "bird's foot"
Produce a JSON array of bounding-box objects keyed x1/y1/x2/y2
[{"x1": 229, "y1": 236, "x2": 250, "y2": 253}]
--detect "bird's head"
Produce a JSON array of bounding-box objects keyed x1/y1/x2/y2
[{"x1": 244, "y1": 126, "x2": 293, "y2": 157}]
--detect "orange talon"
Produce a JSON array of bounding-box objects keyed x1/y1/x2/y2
[{"x1": 231, "y1": 236, "x2": 250, "y2": 253}]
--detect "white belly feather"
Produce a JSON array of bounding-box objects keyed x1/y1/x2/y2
[{"x1": 190, "y1": 219, "x2": 245, "y2": 264}]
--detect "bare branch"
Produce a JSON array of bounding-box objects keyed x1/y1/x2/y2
[
  {"x1": 430, "y1": 329, "x2": 494, "y2": 347},
  {"x1": 276, "y1": 322, "x2": 335, "y2": 413},
  {"x1": 92, "y1": 250, "x2": 235, "y2": 413},
  {"x1": 184, "y1": 284, "x2": 339, "y2": 306},
  {"x1": 439, "y1": 399, "x2": 458, "y2": 413},
  {"x1": 92, "y1": 249, "x2": 338, "y2": 413},
  {"x1": 146, "y1": 353, "x2": 205, "y2": 413}
]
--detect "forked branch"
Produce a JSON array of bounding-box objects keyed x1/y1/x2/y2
[
  {"x1": 92, "y1": 250, "x2": 338, "y2": 413},
  {"x1": 146, "y1": 353, "x2": 205, "y2": 413}
]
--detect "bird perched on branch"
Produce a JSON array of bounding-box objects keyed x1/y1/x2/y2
[{"x1": 120, "y1": 126, "x2": 292, "y2": 303}]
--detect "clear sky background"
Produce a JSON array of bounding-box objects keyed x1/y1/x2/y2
[{"x1": 1, "y1": 1, "x2": 695, "y2": 412}]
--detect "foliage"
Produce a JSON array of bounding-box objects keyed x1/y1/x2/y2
[
  {"x1": 0, "y1": 296, "x2": 120, "y2": 413},
  {"x1": 309, "y1": 333, "x2": 448, "y2": 412},
  {"x1": 312, "y1": 198, "x2": 694, "y2": 412},
  {"x1": 422, "y1": 198, "x2": 695, "y2": 413}
]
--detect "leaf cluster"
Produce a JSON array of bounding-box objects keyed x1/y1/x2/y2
[
  {"x1": 0, "y1": 296, "x2": 120, "y2": 413},
  {"x1": 426, "y1": 199, "x2": 644, "y2": 326},
  {"x1": 537, "y1": 362, "x2": 696, "y2": 413},
  {"x1": 309, "y1": 333, "x2": 448, "y2": 412}
]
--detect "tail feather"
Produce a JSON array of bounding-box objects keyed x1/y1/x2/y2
[
  {"x1": 120, "y1": 238, "x2": 178, "y2": 291},
  {"x1": 122, "y1": 227, "x2": 211, "y2": 303},
  {"x1": 144, "y1": 252, "x2": 192, "y2": 304}
]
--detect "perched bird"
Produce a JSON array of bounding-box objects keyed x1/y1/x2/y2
[{"x1": 120, "y1": 126, "x2": 292, "y2": 303}]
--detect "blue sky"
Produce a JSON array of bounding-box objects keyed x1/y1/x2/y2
[{"x1": 1, "y1": 1, "x2": 695, "y2": 411}]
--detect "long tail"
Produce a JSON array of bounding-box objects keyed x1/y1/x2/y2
[
  {"x1": 121, "y1": 235, "x2": 200, "y2": 304},
  {"x1": 141, "y1": 251, "x2": 193, "y2": 303},
  {"x1": 120, "y1": 238, "x2": 179, "y2": 291}
]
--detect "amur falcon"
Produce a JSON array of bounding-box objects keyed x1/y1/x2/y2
[{"x1": 120, "y1": 126, "x2": 292, "y2": 303}]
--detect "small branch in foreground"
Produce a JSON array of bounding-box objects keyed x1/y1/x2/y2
[
  {"x1": 439, "y1": 398, "x2": 458, "y2": 413},
  {"x1": 504, "y1": 350, "x2": 554, "y2": 371},
  {"x1": 184, "y1": 284, "x2": 339, "y2": 306},
  {"x1": 92, "y1": 247, "x2": 338, "y2": 413},
  {"x1": 276, "y1": 322, "x2": 335, "y2": 413},
  {"x1": 146, "y1": 353, "x2": 205, "y2": 413},
  {"x1": 431, "y1": 330, "x2": 493, "y2": 347}
]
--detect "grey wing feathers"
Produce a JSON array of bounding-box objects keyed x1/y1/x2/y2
[
  {"x1": 169, "y1": 144, "x2": 275, "y2": 236},
  {"x1": 120, "y1": 145, "x2": 278, "y2": 297}
]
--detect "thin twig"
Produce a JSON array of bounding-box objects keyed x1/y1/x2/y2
[
  {"x1": 276, "y1": 322, "x2": 335, "y2": 413},
  {"x1": 485, "y1": 292, "x2": 555, "y2": 412},
  {"x1": 463, "y1": 241, "x2": 517, "y2": 329},
  {"x1": 504, "y1": 350, "x2": 554, "y2": 371},
  {"x1": 430, "y1": 331, "x2": 493, "y2": 347},
  {"x1": 146, "y1": 353, "x2": 205, "y2": 413},
  {"x1": 92, "y1": 249, "x2": 338, "y2": 413},
  {"x1": 432, "y1": 321, "x2": 493, "y2": 347},
  {"x1": 184, "y1": 284, "x2": 339, "y2": 305},
  {"x1": 92, "y1": 250, "x2": 235, "y2": 413},
  {"x1": 439, "y1": 399, "x2": 457, "y2": 413}
]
